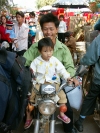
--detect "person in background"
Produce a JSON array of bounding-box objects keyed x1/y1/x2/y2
[
  {"x1": 28, "y1": 20, "x2": 36, "y2": 41},
  {"x1": 58, "y1": 15, "x2": 67, "y2": 43},
  {"x1": 29, "y1": 12, "x2": 37, "y2": 25},
  {"x1": 23, "y1": 13, "x2": 79, "y2": 133},
  {"x1": 13, "y1": 11, "x2": 29, "y2": 56},
  {"x1": 6, "y1": 20, "x2": 17, "y2": 51},
  {"x1": 34, "y1": 13, "x2": 44, "y2": 42},
  {"x1": 28, "y1": 20, "x2": 36, "y2": 48},
  {"x1": 65, "y1": 31, "x2": 76, "y2": 60},
  {"x1": 0, "y1": 15, "x2": 7, "y2": 43}
]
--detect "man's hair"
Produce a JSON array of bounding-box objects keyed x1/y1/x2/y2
[
  {"x1": 40, "y1": 13, "x2": 59, "y2": 29},
  {"x1": 38, "y1": 37, "x2": 54, "y2": 51},
  {"x1": 16, "y1": 11, "x2": 24, "y2": 18},
  {"x1": 29, "y1": 11, "x2": 35, "y2": 17}
]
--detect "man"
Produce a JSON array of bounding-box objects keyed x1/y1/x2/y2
[
  {"x1": 13, "y1": 11, "x2": 29, "y2": 56},
  {"x1": 23, "y1": 13, "x2": 79, "y2": 133},
  {"x1": 75, "y1": 33, "x2": 100, "y2": 132}
]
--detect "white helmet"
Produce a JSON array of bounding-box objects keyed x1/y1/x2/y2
[{"x1": 1, "y1": 41, "x2": 9, "y2": 49}]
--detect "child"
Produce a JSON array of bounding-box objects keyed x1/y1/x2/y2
[
  {"x1": 58, "y1": 15, "x2": 67, "y2": 43},
  {"x1": 6, "y1": 20, "x2": 18, "y2": 51},
  {"x1": 28, "y1": 20, "x2": 36, "y2": 44},
  {"x1": 24, "y1": 37, "x2": 73, "y2": 129}
]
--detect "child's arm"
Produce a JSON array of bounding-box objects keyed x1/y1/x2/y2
[{"x1": 55, "y1": 57, "x2": 70, "y2": 81}]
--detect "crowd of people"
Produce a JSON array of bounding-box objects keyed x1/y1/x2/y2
[
  {"x1": 0, "y1": 11, "x2": 44, "y2": 56},
  {"x1": 0, "y1": 11, "x2": 76, "y2": 56},
  {"x1": 0, "y1": 10, "x2": 100, "y2": 133}
]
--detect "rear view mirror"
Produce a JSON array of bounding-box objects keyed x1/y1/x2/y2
[
  {"x1": 75, "y1": 65, "x2": 88, "y2": 77},
  {"x1": 71, "y1": 65, "x2": 88, "y2": 79}
]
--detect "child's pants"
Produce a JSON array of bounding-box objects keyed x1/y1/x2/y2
[{"x1": 30, "y1": 83, "x2": 67, "y2": 104}]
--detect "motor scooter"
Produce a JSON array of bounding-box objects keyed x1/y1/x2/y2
[{"x1": 30, "y1": 65, "x2": 87, "y2": 133}]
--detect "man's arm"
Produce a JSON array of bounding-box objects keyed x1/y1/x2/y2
[
  {"x1": 23, "y1": 42, "x2": 39, "y2": 66},
  {"x1": 80, "y1": 35, "x2": 100, "y2": 66},
  {"x1": 62, "y1": 45, "x2": 79, "y2": 86}
]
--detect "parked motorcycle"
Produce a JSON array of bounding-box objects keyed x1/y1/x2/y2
[{"x1": 30, "y1": 65, "x2": 87, "y2": 133}]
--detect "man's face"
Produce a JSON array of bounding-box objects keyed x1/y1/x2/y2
[
  {"x1": 42, "y1": 22, "x2": 58, "y2": 44},
  {"x1": 16, "y1": 14, "x2": 24, "y2": 24}
]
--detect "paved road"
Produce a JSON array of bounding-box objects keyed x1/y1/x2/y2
[{"x1": 13, "y1": 109, "x2": 100, "y2": 133}]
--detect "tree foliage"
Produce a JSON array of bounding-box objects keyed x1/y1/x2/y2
[
  {"x1": 36, "y1": 0, "x2": 56, "y2": 9},
  {"x1": 0, "y1": 0, "x2": 14, "y2": 12},
  {"x1": 0, "y1": 0, "x2": 9, "y2": 9}
]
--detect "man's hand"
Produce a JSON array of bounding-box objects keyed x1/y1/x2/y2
[{"x1": 73, "y1": 77, "x2": 80, "y2": 87}]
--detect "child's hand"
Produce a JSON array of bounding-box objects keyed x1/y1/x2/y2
[
  {"x1": 67, "y1": 78, "x2": 73, "y2": 82},
  {"x1": 67, "y1": 78, "x2": 74, "y2": 86},
  {"x1": 67, "y1": 78, "x2": 74, "y2": 82}
]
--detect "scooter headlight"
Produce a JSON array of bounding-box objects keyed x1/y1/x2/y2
[{"x1": 38, "y1": 100, "x2": 56, "y2": 116}]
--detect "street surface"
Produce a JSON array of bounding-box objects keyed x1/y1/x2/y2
[{"x1": 13, "y1": 109, "x2": 100, "y2": 133}]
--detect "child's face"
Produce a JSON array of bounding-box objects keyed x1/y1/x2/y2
[
  {"x1": 6, "y1": 25, "x2": 13, "y2": 30},
  {"x1": 29, "y1": 22, "x2": 34, "y2": 26},
  {"x1": 59, "y1": 17, "x2": 64, "y2": 21},
  {"x1": 40, "y1": 46, "x2": 53, "y2": 61}
]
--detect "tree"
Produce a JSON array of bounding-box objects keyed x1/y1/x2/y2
[
  {"x1": 36, "y1": 0, "x2": 56, "y2": 9},
  {"x1": 0, "y1": 0, "x2": 9, "y2": 9},
  {"x1": 0, "y1": 0, "x2": 14, "y2": 12}
]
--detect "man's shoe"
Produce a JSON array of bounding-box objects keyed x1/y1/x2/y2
[
  {"x1": 74, "y1": 120, "x2": 83, "y2": 132},
  {"x1": 66, "y1": 127, "x2": 77, "y2": 133}
]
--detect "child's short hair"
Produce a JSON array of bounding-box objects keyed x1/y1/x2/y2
[
  {"x1": 38, "y1": 37, "x2": 54, "y2": 51},
  {"x1": 59, "y1": 15, "x2": 64, "y2": 19},
  {"x1": 29, "y1": 12, "x2": 35, "y2": 17}
]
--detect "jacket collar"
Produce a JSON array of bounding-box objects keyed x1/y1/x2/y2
[{"x1": 54, "y1": 38, "x2": 63, "y2": 52}]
